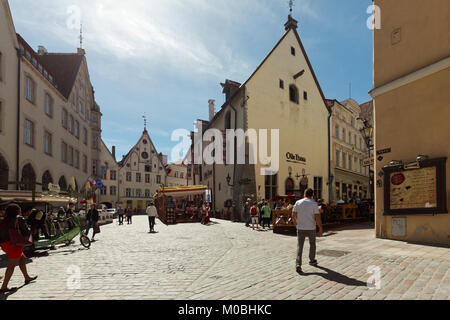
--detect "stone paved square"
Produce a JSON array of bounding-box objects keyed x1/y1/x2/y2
[{"x1": 1, "y1": 217, "x2": 449, "y2": 300}]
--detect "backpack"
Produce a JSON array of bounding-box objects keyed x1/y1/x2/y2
[{"x1": 250, "y1": 206, "x2": 257, "y2": 216}]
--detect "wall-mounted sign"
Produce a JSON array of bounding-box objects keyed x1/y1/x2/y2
[
  {"x1": 382, "y1": 157, "x2": 447, "y2": 216},
  {"x1": 377, "y1": 148, "x2": 392, "y2": 156},
  {"x1": 286, "y1": 152, "x2": 306, "y2": 164}
]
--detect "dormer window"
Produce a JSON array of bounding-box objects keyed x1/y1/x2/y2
[{"x1": 289, "y1": 85, "x2": 299, "y2": 104}]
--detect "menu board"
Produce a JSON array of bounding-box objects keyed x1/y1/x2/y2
[{"x1": 390, "y1": 167, "x2": 437, "y2": 210}]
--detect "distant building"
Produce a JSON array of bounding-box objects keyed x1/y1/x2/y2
[
  {"x1": 0, "y1": 0, "x2": 102, "y2": 200},
  {"x1": 327, "y1": 99, "x2": 372, "y2": 202},
  {"x1": 371, "y1": 0, "x2": 450, "y2": 245},
  {"x1": 166, "y1": 161, "x2": 188, "y2": 187},
  {"x1": 98, "y1": 128, "x2": 168, "y2": 212}
]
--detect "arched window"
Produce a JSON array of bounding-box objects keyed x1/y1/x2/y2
[
  {"x1": 289, "y1": 85, "x2": 299, "y2": 104},
  {"x1": 58, "y1": 176, "x2": 67, "y2": 191},
  {"x1": 0, "y1": 154, "x2": 9, "y2": 190},
  {"x1": 21, "y1": 163, "x2": 36, "y2": 191},
  {"x1": 225, "y1": 111, "x2": 232, "y2": 130},
  {"x1": 42, "y1": 171, "x2": 53, "y2": 191},
  {"x1": 285, "y1": 178, "x2": 295, "y2": 195}
]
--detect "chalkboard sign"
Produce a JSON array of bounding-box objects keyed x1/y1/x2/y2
[{"x1": 382, "y1": 157, "x2": 447, "y2": 215}]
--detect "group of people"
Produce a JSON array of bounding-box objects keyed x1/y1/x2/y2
[
  {"x1": 116, "y1": 206, "x2": 134, "y2": 226},
  {"x1": 244, "y1": 200, "x2": 274, "y2": 231}
]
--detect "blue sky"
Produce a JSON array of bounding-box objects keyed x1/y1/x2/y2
[{"x1": 9, "y1": 0, "x2": 373, "y2": 162}]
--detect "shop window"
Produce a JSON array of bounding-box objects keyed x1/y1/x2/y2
[{"x1": 265, "y1": 174, "x2": 278, "y2": 200}]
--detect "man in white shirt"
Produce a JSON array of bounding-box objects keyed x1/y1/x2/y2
[
  {"x1": 146, "y1": 202, "x2": 158, "y2": 233},
  {"x1": 292, "y1": 189, "x2": 323, "y2": 275}
]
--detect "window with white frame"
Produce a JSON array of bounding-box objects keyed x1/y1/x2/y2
[
  {"x1": 126, "y1": 188, "x2": 132, "y2": 197},
  {"x1": 44, "y1": 131, "x2": 52, "y2": 155},
  {"x1": 24, "y1": 119, "x2": 34, "y2": 146},
  {"x1": 62, "y1": 109, "x2": 68, "y2": 129},
  {"x1": 25, "y1": 76, "x2": 35, "y2": 103},
  {"x1": 61, "y1": 142, "x2": 68, "y2": 163},
  {"x1": 136, "y1": 173, "x2": 141, "y2": 183},
  {"x1": 74, "y1": 121, "x2": 79, "y2": 138},
  {"x1": 110, "y1": 186, "x2": 117, "y2": 196},
  {"x1": 74, "y1": 150, "x2": 80, "y2": 169},
  {"x1": 44, "y1": 93, "x2": 53, "y2": 117}
]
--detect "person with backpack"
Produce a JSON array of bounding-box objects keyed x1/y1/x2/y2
[
  {"x1": 250, "y1": 202, "x2": 260, "y2": 231},
  {"x1": 0, "y1": 204, "x2": 38, "y2": 293}
]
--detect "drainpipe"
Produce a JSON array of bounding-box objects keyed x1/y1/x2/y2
[
  {"x1": 327, "y1": 105, "x2": 333, "y2": 203},
  {"x1": 16, "y1": 48, "x2": 22, "y2": 190}
]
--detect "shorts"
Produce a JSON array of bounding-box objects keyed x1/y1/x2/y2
[
  {"x1": 1, "y1": 241, "x2": 24, "y2": 260},
  {"x1": 251, "y1": 216, "x2": 259, "y2": 224}
]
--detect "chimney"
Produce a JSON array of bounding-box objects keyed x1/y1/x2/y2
[
  {"x1": 112, "y1": 146, "x2": 116, "y2": 161},
  {"x1": 37, "y1": 46, "x2": 48, "y2": 56},
  {"x1": 209, "y1": 100, "x2": 215, "y2": 121}
]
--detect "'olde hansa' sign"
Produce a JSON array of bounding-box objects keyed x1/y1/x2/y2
[
  {"x1": 286, "y1": 152, "x2": 306, "y2": 164},
  {"x1": 382, "y1": 157, "x2": 448, "y2": 215}
]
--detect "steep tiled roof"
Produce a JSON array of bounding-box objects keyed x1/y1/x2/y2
[
  {"x1": 359, "y1": 100, "x2": 374, "y2": 122},
  {"x1": 38, "y1": 53, "x2": 83, "y2": 99}
]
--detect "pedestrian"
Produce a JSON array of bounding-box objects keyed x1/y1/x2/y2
[
  {"x1": 85, "y1": 204, "x2": 99, "y2": 242},
  {"x1": 146, "y1": 202, "x2": 158, "y2": 233},
  {"x1": 126, "y1": 208, "x2": 133, "y2": 225},
  {"x1": 0, "y1": 204, "x2": 38, "y2": 293},
  {"x1": 250, "y1": 202, "x2": 260, "y2": 231},
  {"x1": 292, "y1": 189, "x2": 323, "y2": 275},
  {"x1": 205, "y1": 203, "x2": 211, "y2": 224},
  {"x1": 261, "y1": 202, "x2": 272, "y2": 229},
  {"x1": 117, "y1": 205, "x2": 125, "y2": 225},
  {"x1": 66, "y1": 203, "x2": 75, "y2": 230},
  {"x1": 201, "y1": 202, "x2": 207, "y2": 225},
  {"x1": 244, "y1": 200, "x2": 251, "y2": 227},
  {"x1": 57, "y1": 207, "x2": 66, "y2": 220}
]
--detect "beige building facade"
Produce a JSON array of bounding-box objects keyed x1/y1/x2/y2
[
  {"x1": 0, "y1": 0, "x2": 102, "y2": 200},
  {"x1": 371, "y1": 0, "x2": 450, "y2": 244},
  {"x1": 327, "y1": 99, "x2": 371, "y2": 202},
  {"x1": 189, "y1": 15, "x2": 330, "y2": 219},
  {"x1": 166, "y1": 161, "x2": 188, "y2": 187}
]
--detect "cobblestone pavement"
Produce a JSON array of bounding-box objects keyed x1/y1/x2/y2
[{"x1": 1, "y1": 216, "x2": 450, "y2": 300}]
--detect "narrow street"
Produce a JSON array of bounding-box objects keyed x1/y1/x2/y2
[{"x1": 2, "y1": 216, "x2": 449, "y2": 300}]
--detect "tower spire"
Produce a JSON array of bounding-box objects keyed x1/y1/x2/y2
[
  {"x1": 284, "y1": 0, "x2": 298, "y2": 31},
  {"x1": 143, "y1": 115, "x2": 147, "y2": 132},
  {"x1": 79, "y1": 22, "x2": 83, "y2": 49}
]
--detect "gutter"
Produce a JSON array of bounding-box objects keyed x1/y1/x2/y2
[
  {"x1": 327, "y1": 105, "x2": 333, "y2": 202},
  {"x1": 16, "y1": 48, "x2": 21, "y2": 190}
]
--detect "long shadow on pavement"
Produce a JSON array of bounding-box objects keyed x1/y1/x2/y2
[{"x1": 301, "y1": 266, "x2": 367, "y2": 287}]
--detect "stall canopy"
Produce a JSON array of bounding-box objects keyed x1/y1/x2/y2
[
  {"x1": 0, "y1": 190, "x2": 76, "y2": 204},
  {"x1": 155, "y1": 185, "x2": 209, "y2": 198}
]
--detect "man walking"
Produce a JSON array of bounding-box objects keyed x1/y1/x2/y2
[
  {"x1": 117, "y1": 205, "x2": 125, "y2": 225},
  {"x1": 146, "y1": 202, "x2": 158, "y2": 233},
  {"x1": 85, "y1": 204, "x2": 99, "y2": 242},
  {"x1": 292, "y1": 189, "x2": 323, "y2": 275}
]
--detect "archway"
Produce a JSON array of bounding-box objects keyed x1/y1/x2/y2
[
  {"x1": 21, "y1": 163, "x2": 36, "y2": 191},
  {"x1": 285, "y1": 178, "x2": 295, "y2": 196},
  {"x1": 58, "y1": 176, "x2": 67, "y2": 191},
  {"x1": 41, "y1": 171, "x2": 53, "y2": 191},
  {"x1": 0, "y1": 154, "x2": 9, "y2": 190}
]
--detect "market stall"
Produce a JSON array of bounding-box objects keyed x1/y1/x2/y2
[{"x1": 154, "y1": 185, "x2": 209, "y2": 225}]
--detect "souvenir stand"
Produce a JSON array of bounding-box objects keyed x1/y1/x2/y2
[{"x1": 154, "y1": 186, "x2": 209, "y2": 225}]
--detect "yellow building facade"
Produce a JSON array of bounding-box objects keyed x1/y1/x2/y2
[
  {"x1": 371, "y1": 0, "x2": 450, "y2": 244},
  {"x1": 196, "y1": 15, "x2": 330, "y2": 219}
]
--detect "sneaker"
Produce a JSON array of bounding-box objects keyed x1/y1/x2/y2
[{"x1": 309, "y1": 260, "x2": 318, "y2": 267}]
